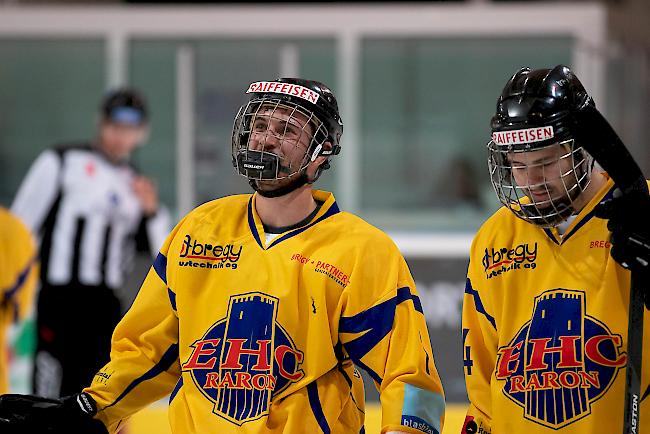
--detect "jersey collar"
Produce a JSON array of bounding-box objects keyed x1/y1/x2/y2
[
  {"x1": 247, "y1": 189, "x2": 340, "y2": 250},
  {"x1": 543, "y1": 174, "x2": 615, "y2": 244}
]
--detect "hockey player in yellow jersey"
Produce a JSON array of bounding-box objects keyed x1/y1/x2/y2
[
  {"x1": 0, "y1": 208, "x2": 38, "y2": 394},
  {"x1": 461, "y1": 65, "x2": 649, "y2": 434},
  {"x1": 0, "y1": 78, "x2": 445, "y2": 434}
]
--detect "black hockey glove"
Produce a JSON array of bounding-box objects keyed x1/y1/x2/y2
[
  {"x1": 0, "y1": 392, "x2": 108, "y2": 434},
  {"x1": 594, "y1": 190, "x2": 650, "y2": 309}
]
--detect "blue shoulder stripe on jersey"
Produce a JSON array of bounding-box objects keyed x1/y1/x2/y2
[
  {"x1": 167, "y1": 288, "x2": 177, "y2": 311},
  {"x1": 267, "y1": 203, "x2": 340, "y2": 249},
  {"x1": 3, "y1": 256, "x2": 36, "y2": 322},
  {"x1": 307, "y1": 381, "x2": 331, "y2": 434},
  {"x1": 464, "y1": 278, "x2": 496, "y2": 329},
  {"x1": 153, "y1": 253, "x2": 167, "y2": 284},
  {"x1": 339, "y1": 287, "x2": 422, "y2": 368},
  {"x1": 169, "y1": 376, "x2": 183, "y2": 404},
  {"x1": 104, "y1": 343, "x2": 179, "y2": 409}
]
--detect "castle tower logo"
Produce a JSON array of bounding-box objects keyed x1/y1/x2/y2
[
  {"x1": 496, "y1": 289, "x2": 626, "y2": 429},
  {"x1": 182, "y1": 292, "x2": 304, "y2": 425}
]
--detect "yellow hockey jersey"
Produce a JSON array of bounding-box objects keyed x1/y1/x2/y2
[
  {"x1": 0, "y1": 207, "x2": 38, "y2": 393},
  {"x1": 86, "y1": 190, "x2": 445, "y2": 434},
  {"x1": 462, "y1": 176, "x2": 650, "y2": 433}
]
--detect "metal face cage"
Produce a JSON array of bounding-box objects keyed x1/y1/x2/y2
[
  {"x1": 232, "y1": 98, "x2": 329, "y2": 181},
  {"x1": 488, "y1": 139, "x2": 593, "y2": 227}
]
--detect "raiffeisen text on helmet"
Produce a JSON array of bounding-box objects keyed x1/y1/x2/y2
[
  {"x1": 492, "y1": 127, "x2": 554, "y2": 146},
  {"x1": 246, "y1": 81, "x2": 320, "y2": 104}
]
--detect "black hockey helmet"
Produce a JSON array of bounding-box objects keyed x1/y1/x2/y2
[
  {"x1": 487, "y1": 65, "x2": 597, "y2": 227},
  {"x1": 100, "y1": 88, "x2": 148, "y2": 126},
  {"x1": 232, "y1": 78, "x2": 343, "y2": 197},
  {"x1": 490, "y1": 64, "x2": 593, "y2": 150}
]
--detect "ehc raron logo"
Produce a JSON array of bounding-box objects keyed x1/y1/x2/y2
[
  {"x1": 482, "y1": 242, "x2": 537, "y2": 279},
  {"x1": 182, "y1": 293, "x2": 304, "y2": 425},
  {"x1": 496, "y1": 289, "x2": 626, "y2": 429},
  {"x1": 179, "y1": 235, "x2": 242, "y2": 270}
]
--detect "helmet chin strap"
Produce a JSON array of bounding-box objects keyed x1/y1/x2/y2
[{"x1": 250, "y1": 171, "x2": 311, "y2": 198}]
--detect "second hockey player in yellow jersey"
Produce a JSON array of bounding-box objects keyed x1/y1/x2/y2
[{"x1": 462, "y1": 65, "x2": 649, "y2": 434}]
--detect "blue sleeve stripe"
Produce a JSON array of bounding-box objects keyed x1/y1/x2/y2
[
  {"x1": 105, "y1": 343, "x2": 179, "y2": 409},
  {"x1": 307, "y1": 381, "x2": 331, "y2": 434},
  {"x1": 339, "y1": 287, "x2": 422, "y2": 362},
  {"x1": 167, "y1": 288, "x2": 177, "y2": 311},
  {"x1": 3, "y1": 256, "x2": 35, "y2": 303},
  {"x1": 464, "y1": 278, "x2": 496, "y2": 329},
  {"x1": 169, "y1": 376, "x2": 183, "y2": 404},
  {"x1": 153, "y1": 253, "x2": 167, "y2": 284},
  {"x1": 340, "y1": 287, "x2": 421, "y2": 333},
  {"x1": 3, "y1": 256, "x2": 36, "y2": 323}
]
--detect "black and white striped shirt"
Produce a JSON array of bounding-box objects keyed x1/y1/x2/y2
[{"x1": 11, "y1": 143, "x2": 170, "y2": 290}]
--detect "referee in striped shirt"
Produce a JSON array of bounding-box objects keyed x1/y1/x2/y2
[{"x1": 11, "y1": 89, "x2": 171, "y2": 398}]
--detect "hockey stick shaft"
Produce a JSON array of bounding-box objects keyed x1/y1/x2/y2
[{"x1": 577, "y1": 105, "x2": 645, "y2": 434}]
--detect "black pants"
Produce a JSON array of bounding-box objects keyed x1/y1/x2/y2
[{"x1": 32, "y1": 283, "x2": 122, "y2": 398}]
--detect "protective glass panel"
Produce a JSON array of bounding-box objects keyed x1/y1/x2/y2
[
  {"x1": 360, "y1": 36, "x2": 573, "y2": 231},
  {"x1": 130, "y1": 41, "x2": 179, "y2": 215},
  {"x1": 0, "y1": 39, "x2": 104, "y2": 206}
]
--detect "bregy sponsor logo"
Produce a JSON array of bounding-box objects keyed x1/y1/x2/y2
[
  {"x1": 482, "y1": 243, "x2": 537, "y2": 278},
  {"x1": 179, "y1": 235, "x2": 242, "y2": 270}
]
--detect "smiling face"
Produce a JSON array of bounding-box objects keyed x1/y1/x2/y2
[
  {"x1": 233, "y1": 100, "x2": 332, "y2": 195},
  {"x1": 248, "y1": 104, "x2": 317, "y2": 177}
]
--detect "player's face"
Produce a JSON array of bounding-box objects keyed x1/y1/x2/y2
[
  {"x1": 248, "y1": 105, "x2": 316, "y2": 190},
  {"x1": 507, "y1": 142, "x2": 580, "y2": 209},
  {"x1": 99, "y1": 121, "x2": 147, "y2": 162}
]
